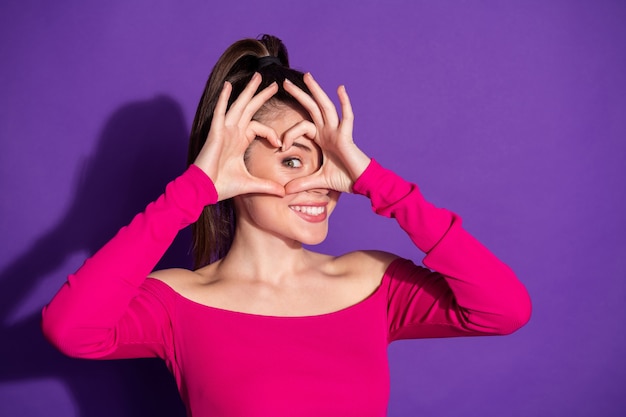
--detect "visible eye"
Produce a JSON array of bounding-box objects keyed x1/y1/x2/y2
[{"x1": 282, "y1": 157, "x2": 303, "y2": 168}]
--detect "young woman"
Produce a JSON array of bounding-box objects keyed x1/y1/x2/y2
[{"x1": 42, "y1": 34, "x2": 531, "y2": 417}]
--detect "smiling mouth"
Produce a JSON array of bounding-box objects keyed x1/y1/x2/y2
[{"x1": 289, "y1": 205, "x2": 326, "y2": 216}]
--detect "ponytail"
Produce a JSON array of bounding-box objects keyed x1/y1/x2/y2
[{"x1": 187, "y1": 34, "x2": 311, "y2": 268}]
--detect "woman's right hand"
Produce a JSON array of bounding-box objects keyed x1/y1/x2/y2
[{"x1": 193, "y1": 73, "x2": 284, "y2": 201}]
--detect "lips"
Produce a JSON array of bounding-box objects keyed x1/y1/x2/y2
[{"x1": 289, "y1": 204, "x2": 328, "y2": 223}]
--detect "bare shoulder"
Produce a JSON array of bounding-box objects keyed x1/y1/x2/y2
[
  {"x1": 148, "y1": 267, "x2": 206, "y2": 292},
  {"x1": 337, "y1": 249, "x2": 399, "y2": 268},
  {"x1": 333, "y1": 250, "x2": 399, "y2": 285}
]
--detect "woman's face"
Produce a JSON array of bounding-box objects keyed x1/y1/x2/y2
[{"x1": 236, "y1": 105, "x2": 339, "y2": 245}]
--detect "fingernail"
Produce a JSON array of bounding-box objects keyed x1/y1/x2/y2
[{"x1": 284, "y1": 78, "x2": 293, "y2": 85}]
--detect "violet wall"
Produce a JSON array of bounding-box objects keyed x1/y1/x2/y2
[{"x1": 1, "y1": 1, "x2": 625, "y2": 416}]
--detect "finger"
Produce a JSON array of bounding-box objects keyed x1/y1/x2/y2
[
  {"x1": 241, "y1": 81, "x2": 278, "y2": 123},
  {"x1": 227, "y1": 72, "x2": 262, "y2": 119},
  {"x1": 284, "y1": 172, "x2": 327, "y2": 194},
  {"x1": 210, "y1": 81, "x2": 232, "y2": 129},
  {"x1": 283, "y1": 79, "x2": 324, "y2": 127},
  {"x1": 280, "y1": 120, "x2": 317, "y2": 151},
  {"x1": 247, "y1": 178, "x2": 285, "y2": 197},
  {"x1": 303, "y1": 73, "x2": 339, "y2": 127},
  {"x1": 337, "y1": 85, "x2": 354, "y2": 126},
  {"x1": 248, "y1": 120, "x2": 281, "y2": 148}
]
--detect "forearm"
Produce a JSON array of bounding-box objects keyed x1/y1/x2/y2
[
  {"x1": 353, "y1": 159, "x2": 531, "y2": 335},
  {"x1": 41, "y1": 165, "x2": 218, "y2": 357}
]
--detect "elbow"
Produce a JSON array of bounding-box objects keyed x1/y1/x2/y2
[
  {"x1": 41, "y1": 307, "x2": 65, "y2": 353},
  {"x1": 492, "y1": 286, "x2": 533, "y2": 335},
  {"x1": 41, "y1": 322, "x2": 73, "y2": 358},
  {"x1": 464, "y1": 284, "x2": 532, "y2": 336},
  {"x1": 487, "y1": 269, "x2": 533, "y2": 335},
  {"x1": 41, "y1": 309, "x2": 114, "y2": 359},
  {"x1": 496, "y1": 306, "x2": 531, "y2": 335},
  {"x1": 41, "y1": 310, "x2": 83, "y2": 358}
]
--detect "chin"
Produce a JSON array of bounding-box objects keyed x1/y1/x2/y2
[
  {"x1": 296, "y1": 228, "x2": 329, "y2": 246},
  {"x1": 300, "y1": 236, "x2": 327, "y2": 246}
]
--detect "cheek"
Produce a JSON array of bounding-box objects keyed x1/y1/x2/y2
[
  {"x1": 245, "y1": 152, "x2": 281, "y2": 182},
  {"x1": 238, "y1": 194, "x2": 285, "y2": 223}
]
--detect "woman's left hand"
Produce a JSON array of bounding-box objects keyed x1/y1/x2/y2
[{"x1": 282, "y1": 73, "x2": 371, "y2": 194}]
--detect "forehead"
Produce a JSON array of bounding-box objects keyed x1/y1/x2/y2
[{"x1": 255, "y1": 103, "x2": 310, "y2": 132}]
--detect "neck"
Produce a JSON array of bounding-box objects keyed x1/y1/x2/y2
[{"x1": 217, "y1": 223, "x2": 314, "y2": 286}]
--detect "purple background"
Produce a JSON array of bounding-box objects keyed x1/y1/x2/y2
[{"x1": 1, "y1": 1, "x2": 625, "y2": 416}]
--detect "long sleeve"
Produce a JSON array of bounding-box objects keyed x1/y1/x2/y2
[
  {"x1": 352, "y1": 160, "x2": 531, "y2": 341},
  {"x1": 41, "y1": 164, "x2": 218, "y2": 359}
]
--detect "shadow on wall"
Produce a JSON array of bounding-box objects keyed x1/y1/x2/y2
[{"x1": 0, "y1": 96, "x2": 191, "y2": 417}]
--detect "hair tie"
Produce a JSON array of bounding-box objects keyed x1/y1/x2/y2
[{"x1": 257, "y1": 56, "x2": 282, "y2": 69}]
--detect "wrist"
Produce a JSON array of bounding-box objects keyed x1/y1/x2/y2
[{"x1": 338, "y1": 143, "x2": 371, "y2": 183}]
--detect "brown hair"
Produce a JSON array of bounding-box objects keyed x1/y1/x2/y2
[{"x1": 187, "y1": 34, "x2": 312, "y2": 268}]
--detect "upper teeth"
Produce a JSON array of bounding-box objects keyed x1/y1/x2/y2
[{"x1": 290, "y1": 206, "x2": 325, "y2": 216}]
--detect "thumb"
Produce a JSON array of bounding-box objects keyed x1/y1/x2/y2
[
  {"x1": 284, "y1": 172, "x2": 328, "y2": 194},
  {"x1": 247, "y1": 177, "x2": 286, "y2": 197}
]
